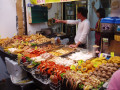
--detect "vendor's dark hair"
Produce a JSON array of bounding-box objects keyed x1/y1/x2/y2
[
  {"x1": 77, "y1": 7, "x2": 88, "y2": 18},
  {"x1": 96, "y1": 8, "x2": 105, "y2": 18}
]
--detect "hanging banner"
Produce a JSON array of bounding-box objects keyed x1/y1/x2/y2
[
  {"x1": 61, "y1": 0, "x2": 77, "y2": 2},
  {"x1": 30, "y1": 0, "x2": 79, "y2": 4}
]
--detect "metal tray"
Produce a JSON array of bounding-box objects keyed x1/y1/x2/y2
[
  {"x1": 0, "y1": 46, "x2": 17, "y2": 59},
  {"x1": 31, "y1": 41, "x2": 52, "y2": 47},
  {"x1": 20, "y1": 61, "x2": 38, "y2": 73},
  {"x1": 48, "y1": 46, "x2": 76, "y2": 57},
  {"x1": 31, "y1": 69, "x2": 51, "y2": 85}
]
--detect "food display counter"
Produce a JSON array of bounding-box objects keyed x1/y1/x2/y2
[{"x1": 0, "y1": 34, "x2": 120, "y2": 90}]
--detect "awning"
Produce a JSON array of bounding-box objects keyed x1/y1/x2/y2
[{"x1": 30, "y1": 0, "x2": 79, "y2": 4}]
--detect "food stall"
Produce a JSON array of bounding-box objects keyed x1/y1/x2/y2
[
  {"x1": 0, "y1": 32, "x2": 120, "y2": 90},
  {"x1": 0, "y1": 0, "x2": 120, "y2": 90}
]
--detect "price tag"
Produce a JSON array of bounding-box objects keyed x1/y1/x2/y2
[
  {"x1": 17, "y1": 54, "x2": 22, "y2": 64},
  {"x1": 111, "y1": 52, "x2": 114, "y2": 57},
  {"x1": 26, "y1": 42, "x2": 28, "y2": 45},
  {"x1": 100, "y1": 53, "x2": 103, "y2": 58},
  {"x1": 78, "y1": 60, "x2": 83, "y2": 65},
  {"x1": 35, "y1": 46, "x2": 37, "y2": 50},
  {"x1": 22, "y1": 41, "x2": 24, "y2": 44},
  {"x1": 14, "y1": 33, "x2": 16, "y2": 36},
  {"x1": 37, "y1": 0, "x2": 45, "y2": 4},
  {"x1": 70, "y1": 65, "x2": 76, "y2": 70},
  {"x1": 94, "y1": 63, "x2": 98, "y2": 67}
]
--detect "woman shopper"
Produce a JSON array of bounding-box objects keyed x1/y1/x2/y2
[{"x1": 91, "y1": 3, "x2": 105, "y2": 46}]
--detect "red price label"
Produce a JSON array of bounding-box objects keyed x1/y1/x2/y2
[
  {"x1": 37, "y1": 0, "x2": 45, "y2": 4},
  {"x1": 61, "y1": 0, "x2": 68, "y2": 2}
]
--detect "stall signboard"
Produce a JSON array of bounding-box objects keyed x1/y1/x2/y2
[
  {"x1": 111, "y1": 0, "x2": 120, "y2": 17},
  {"x1": 30, "y1": 0, "x2": 79, "y2": 4},
  {"x1": 46, "y1": 0, "x2": 60, "y2": 3}
]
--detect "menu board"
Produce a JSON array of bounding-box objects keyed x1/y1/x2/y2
[{"x1": 30, "y1": 0, "x2": 78, "y2": 4}]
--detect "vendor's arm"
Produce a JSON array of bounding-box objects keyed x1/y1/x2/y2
[
  {"x1": 76, "y1": 41, "x2": 81, "y2": 47},
  {"x1": 55, "y1": 19, "x2": 79, "y2": 25},
  {"x1": 55, "y1": 19, "x2": 67, "y2": 24},
  {"x1": 66, "y1": 20, "x2": 79, "y2": 25},
  {"x1": 69, "y1": 41, "x2": 81, "y2": 48},
  {"x1": 79, "y1": 20, "x2": 90, "y2": 44}
]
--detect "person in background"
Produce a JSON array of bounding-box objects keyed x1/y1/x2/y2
[
  {"x1": 91, "y1": 2, "x2": 105, "y2": 46},
  {"x1": 107, "y1": 70, "x2": 120, "y2": 90},
  {"x1": 55, "y1": 7, "x2": 90, "y2": 48}
]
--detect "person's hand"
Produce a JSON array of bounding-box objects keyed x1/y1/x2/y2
[
  {"x1": 90, "y1": 28, "x2": 94, "y2": 31},
  {"x1": 92, "y1": 1, "x2": 95, "y2": 8},
  {"x1": 53, "y1": 19, "x2": 61, "y2": 23},
  {"x1": 69, "y1": 44, "x2": 78, "y2": 48}
]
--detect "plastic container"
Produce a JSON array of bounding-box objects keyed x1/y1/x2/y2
[
  {"x1": 92, "y1": 45, "x2": 99, "y2": 57},
  {"x1": 101, "y1": 17, "x2": 118, "y2": 33},
  {"x1": 115, "y1": 18, "x2": 120, "y2": 32},
  {"x1": 114, "y1": 34, "x2": 120, "y2": 41}
]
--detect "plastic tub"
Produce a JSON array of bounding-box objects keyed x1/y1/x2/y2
[
  {"x1": 115, "y1": 18, "x2": 120, "y2": 32},
  {"x1": 101, "y1": 17, "x2": 118, "y2": 33}
]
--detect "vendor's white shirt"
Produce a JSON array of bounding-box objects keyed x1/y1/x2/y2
[{"x1": 67, "y1": 19, "x2": 90, "y2": 44}]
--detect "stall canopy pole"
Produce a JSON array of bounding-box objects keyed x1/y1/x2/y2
[
  {"x1": 23, "y1": 0, "x2": 28, "y2": 35},
  {"x1": 30, "y1": 0, "x2": 79, "y2": 4}
]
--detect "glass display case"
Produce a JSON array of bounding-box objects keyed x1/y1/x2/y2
[{"x1": 63, "y1": 2, "x2": 76, "y2": 43}]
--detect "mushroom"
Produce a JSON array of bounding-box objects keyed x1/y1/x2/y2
[
  {"x1": 91, "y1": 75, "x2": 96, "y2": 78},
  {"x1": 101, "y1": 74, "x2": 106, "y2": 78},
  {"x1": 111, "y1": 63, "x2": 114, "y2": 67},
  {"x1": 106, "y1": 75, "x2": 110, "y2": 80},
  {"x1": 98, "y1": 72, "x2": 102, "y2": 77},
  {"x1": 106, "y1": 63, "x2": 109, "y2": 67},
  {"x1": 98, "y1": 70, "x2": 101, "y2": 73},
  {"x1": 107, "y1": 72, "x2": 112, "y2": 76},
  {"x1": 94, "y1": 71, "x2": 97, "y2": 75},
  {"x1": 95, "y1": 68, "x2": 99, "y2": 71},
  {"x1": 102, "y1": 71, "x2": 106, "y2": 74},
  {"x1": 104, "y1": 67, "x2": 109, "y2": 71},
  {"x1": 114, "y1": 63, "x2": 119, "y2": 68},
  {"x1": 109, "y1": 63, "x2": 113, "y2": 67},
  {"x1": 97, "y1": 76, "x2": 101, "y2": 80},
  {"x1": 100, "y1": 78, "x2": 106, "y2": 82},
  {"x1": 107, "y1": 63, "x2": 111, "y2": 67},
  {"x1": 113, "y1": 67, "x2": 117, "y2": 71}
]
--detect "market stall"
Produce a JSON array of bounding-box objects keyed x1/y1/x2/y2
[
  {"x1": 0, "y1": 33, "x2": 120, "y2": 90},
  {"x1": 1, "y1": 0, "x2": 120, "y2": 90}
]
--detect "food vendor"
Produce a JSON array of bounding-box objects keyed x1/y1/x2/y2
[{"x1": 55, "y1": 7, "x2": 90, "y2": 48}]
